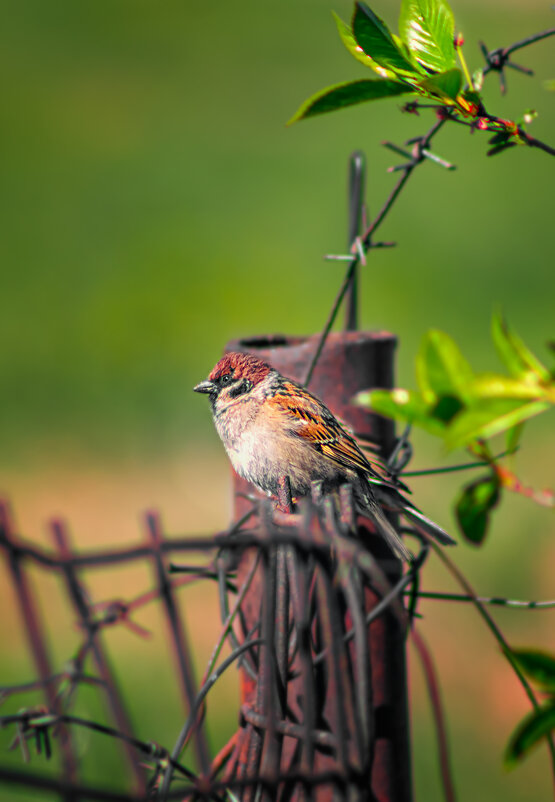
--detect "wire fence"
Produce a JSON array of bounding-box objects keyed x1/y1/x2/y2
[
  {"x1": 0, "y1": 483, "x2": 429, "y2": 801},
  {"x1": 2, "y1": 469, "x2": 553, "y2": 801}
]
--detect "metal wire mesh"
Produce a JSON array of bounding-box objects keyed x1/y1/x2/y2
[{"x1": 0, "y1": 477, "x2": 428, "y2": 801}]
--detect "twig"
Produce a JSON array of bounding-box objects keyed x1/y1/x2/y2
[
  {"x1": 175, "y1": 551, "x2": 261, "y2": 757},
  {"x1": 404, "y1": 590, "x2": 555, "y2": 609},
  {"x1": 402, "y1": 448, "x2": 516, "y2": 477},
  {"x1": 411, "y1": 628, "x2": 457, "y2": 802},
  {"x1": 159, "y1": 638, "x2": 264, "y2": 800},
  {"x1": 431, "y1": 543, "x2": 555, "y2": 788},
  {"x1": 493, "y1": 465, "x2": 554, "y2": 507},
  {"x1": 496, "y1": 28, "x2": 555, "y2": 61},
  {"x1": 302, "y1": 258, "x2": 356, "y2": 387},
  {"x1": 518, "y1": 132, "x2": 555, "y2": 158}
]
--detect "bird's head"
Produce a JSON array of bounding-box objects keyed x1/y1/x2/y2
[{"x1": 193, "y1": 352, "x2": 273, "y2": 410}]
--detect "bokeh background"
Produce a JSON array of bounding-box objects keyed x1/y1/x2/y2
[{"x1": 0, "y1": 0, "x2": 553, "y2": 799}]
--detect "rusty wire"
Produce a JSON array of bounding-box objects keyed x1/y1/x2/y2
[{"x1": 0, "y1": 482, "x2": 425, "y2": 801}]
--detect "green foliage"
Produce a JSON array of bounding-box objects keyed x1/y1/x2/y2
[
  {"x1": 287, "y1": 79, "x2": 412, "y2": 125},
  {"x1": 290, "y1": 0, "x2": 477, "y2": 123},
  {"x1": 512, "y1": 649, "x2": 555, "y2": 693},
  {"x1": 505, "y1": 649, "x2": 555, "y2": 768},
  {"x1": 505, "y1": 705, "x2": 555, "y2": 768},
  {"x1": 356, "y1": 313, "x2": 554, "y2": 452},
  {"x1": 290, "y1": 0, "x2": 554, "y2": 786},
  {"x1": 445, "y1": 399, "x2": 550, "y2": 450},
  {"x1": 419, "y1": 68, "x2": 462, "y2": 102},
  {"x1": 492, "y1": 313, "x2": 552, "y2": 384},
  {"x1": 416, "y1": 328, "x2": 474, "y2": 405},
  {"x1": 398, "y1": 0, "x2": 456, "y2": 73},
  {"x1": 455, "y1": 472, "x2": 500, "y2": 544},
  {"x1": 352, "y1": 2, "x2": 421, "y2": 79},
  {"x1": 333, "y1": 11, "x2": 396, "y2": 75},
  {"x1": 355, "y1": 312, "x2": 554, "y2": 542}
]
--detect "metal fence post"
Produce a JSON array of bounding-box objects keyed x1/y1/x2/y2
[{"x1": 226, "y1": 330, "x2": 412, "y2": 802}]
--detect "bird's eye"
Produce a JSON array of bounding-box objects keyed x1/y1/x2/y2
[{"x1": 220, "y1": 374, "x2": 232, "y2": 385}]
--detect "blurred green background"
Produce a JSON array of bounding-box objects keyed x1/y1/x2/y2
[{"x1": 0, "y1": 0, "x2": 553, "y2": 799}]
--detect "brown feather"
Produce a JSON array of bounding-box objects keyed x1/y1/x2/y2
[{"x1": 271, "y1": 380, "x2": 395, "y2": 484}]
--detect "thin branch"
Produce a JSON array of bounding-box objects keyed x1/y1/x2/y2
[
  {"x1": 405, "y1": 590, "x2": 555, "y2": 610},
  {"x1": 402, "y1": 449, "x2": 518, "y2": 478},
  {"x1": 411, "y1": 628, "x2": 457, "y2": 802},
  {"x1": 519, "y1": 132, "x2": 555, "y2": 158},
  {"x1": 361, "y1": 160, "x2": 413, "y2": 245},
  {"x1": 431, "y1": 543, "x2": 555, "y2": 788},
  {"x1": 493, "y1": 465, "x2": 554, "y2": 507},
  {"x1": 174, "y1": 551, "x2": 262, "y2": 758},
  {"x1": 159, "y1": 638, "x2": 264, "y2": 800},
  {"x1": 302, "y1": 258, "x2": 357, "y2": 387},
  {"x1": 502, "y1": 28, "x2": 555, "y2": 59}
]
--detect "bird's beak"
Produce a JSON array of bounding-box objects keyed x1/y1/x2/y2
[{"x1": 193, "y1": 379, "x2": 217, "y2": 395}]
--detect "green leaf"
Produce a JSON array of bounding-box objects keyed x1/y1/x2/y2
[
  {"x1": 505, "y1": 422, "x2": 524, "y2": 454},
  {"x1": 354, "y1": 388, "x2": 446, "y2": 435},
  {"x1": 492, "y1": 312, "x2": 551, "y2": 383},
  {"x1": 287, "y1": 78, "x2": 412, "y2": 124},
  {"x1": 416, "y1": 329, "x2": 475, "y2": 404},
  {"x1": 455, "y1": 472, "x2": 500, "y2": 544},
  {"x1": 333, "y1": 12, "x2": 397, "y2": 79},
  {"x1": 505, "y1": 703, "x2": 555, "y2": 768},
  {"x1": 352, "y1": 2, "x2": 423, "y2": 79},
  {"x1": 471, "y1": 373, "x2": 549, "y2": 401},
  {"x1": 429, "y1": 394, "x2": 464, "y2": 423},
  {"x1": 399, "y1": 0, "x2": 457, "y2": 73},
  {"x1": 445, "y1": 399, "x2": 551, "y2": 450},
  {"x1": 512, "y1": 649, "x2": 555, "y2": 693},
  {"x1": 418, "y1": 68, "x2": 462, "y2": 101}
]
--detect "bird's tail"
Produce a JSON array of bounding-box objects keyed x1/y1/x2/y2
[
  {"x1": 373, "y1": 484, "x2": 457, "y2": 547},
  {"x1": 401, "y1": 505, "x2": 457, "y2": 546},
  {"x1": 363, "y1": 493, "x2": 413, "y2": 562}
]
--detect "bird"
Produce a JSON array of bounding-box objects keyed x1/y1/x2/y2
[{"x1": 194, "y1": 352, "x2": 456, "y2": 561}]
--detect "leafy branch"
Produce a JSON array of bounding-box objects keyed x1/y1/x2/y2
[
  {"x1": 289, "y1": 0, "x2": 555, "y2": 157},
  {"x1": 430, "y1": 543, "x2": 555, "y2": 782},
  {"x1": 355, "y1": 311, "x2": 554, "y2": 543},
  {"x1": 505, "y1": 650, "x2": 555, "y2": 770},
  {"x1": 286, "y1": 0, "x2": 555, "y2": 785}
]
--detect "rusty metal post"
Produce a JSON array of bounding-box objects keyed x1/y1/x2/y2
[{"x1": 225, "y1": 330, "x2": 412, "y2": 802}]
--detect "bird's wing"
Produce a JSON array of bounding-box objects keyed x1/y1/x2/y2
[{"x1": 270, "y1": 381, "x2": 392, "y2": 483}]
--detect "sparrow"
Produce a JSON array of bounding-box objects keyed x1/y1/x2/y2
[{"x1": 194, "y1": 352, "x2": 456, "y2": 561}]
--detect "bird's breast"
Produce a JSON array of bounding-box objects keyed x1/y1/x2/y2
[{"x1": 219, "y1": 415, "x2": 345, "y2": 497}]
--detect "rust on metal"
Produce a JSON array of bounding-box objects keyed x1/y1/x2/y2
[{"x1": 224, "y1": 331, "x2": 412, "y2": 802}]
